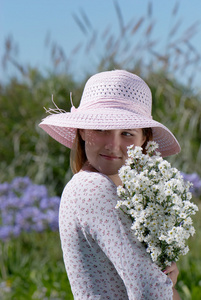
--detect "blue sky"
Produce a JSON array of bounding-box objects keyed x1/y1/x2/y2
[{"x1": 1, "y1": 0, "x2": 201, "y2": 88}]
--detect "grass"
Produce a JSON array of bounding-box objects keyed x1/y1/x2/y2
[
  {"x1": 176, "y1": 197, "x2": 201, "y2": 299},
  {"x1": 0, "y1": 232, "x2": 73, "y2": 300}
]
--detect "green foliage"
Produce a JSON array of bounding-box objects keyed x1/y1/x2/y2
[
  {"x1": 146, "y1": 72, "x2": 201, "y2": 174},
  {"x1": 0, "y1": 232, "x2": 73, "y2": 300},
  {"x1": 176, "y1": 198, "x2": 201, "y2": 299},
  {"x1": 0, "y1": 70, "x2": 82, "y2": 195}
]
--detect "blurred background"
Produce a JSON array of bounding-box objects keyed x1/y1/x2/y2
[{"x1": 0, "y1": 1, "x2": 201, "y2": 299}]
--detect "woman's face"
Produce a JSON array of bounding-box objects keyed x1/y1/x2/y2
[{"x1": 79, "y1": 129, "x2": 146, "y2": 176}]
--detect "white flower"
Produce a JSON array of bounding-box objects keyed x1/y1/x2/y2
[
  {"x1": 131, "y1": 194, "x2": 143, "y2": 204},
  {"x1": 150, "y1": 249, "x2": 161, "y2": 262},
  {"x1": 116, "y1": 141, "x2": 199, "y2": 269},
  {"x1": 166, "y1": 249, "x2": 173, "y2": 257},
  {"x1": 145, "y1": 141, "x2": 158, "y2": 153},
  {"x1": 183, "y1": 217, "x2": 193, "y2": 226},
  {"x1": 127, "y1": 145, "x2": 135, "y2": 157},
  {"x1": 180, "y1": 246, "x2": 189, "y2": 255},
  {"x1": 158, "y1": 160, "x2": 171, "y2": 170},
  {"x1": 156, "y1": 193, "x2": 166, "y2": 204},
  {"x1": 172, "y1": 194, "x2": 182, "y2": 206},
  {"x1": 186, "y1": 192, "x2": 192, "y2": 201},
  {"x1": 179, "y1": 212, "x2": 188, "y2": 219},
  {"x1": 134, "y1": 203, "x2": 144, "y2": 213},
  {"x1": 164, "y1": 188, "x2": 173, "y2": 197},
  {"x1": 115, "y1": 200, "x2": 125, "y2": 209},
  {"x1": 118, "y1": 165, "x2": 131, "y2": 180},
  {"x1": 126, "y1": 169, "x2": 138, "y2": 180},
  {"x1": 117, "y1": 186, "x2": 127, "y2": 197},
  {"x1": 129, "y1": 146, "x2": 143, "y2": 159},
  {"x1": 152, "y1": 184, "x2": 160, "y2": 192},
  {"x1": 124, "y1": 180, "x2": 136, "y2": 194},
  {"x1": 184, "y1": 225, "x2": 195, "y2": 236}
]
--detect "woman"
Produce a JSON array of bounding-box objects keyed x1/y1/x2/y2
[{"x1": 40, "y1": 70, "x2": 181, "y2": 299}]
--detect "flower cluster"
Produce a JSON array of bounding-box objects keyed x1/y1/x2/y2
[
  {"x1": 0, "y1": 177, "x2": 60, "y2": 241},
  {"x1": 116, "y1": 141, "x2": 199, "y2": 269}
]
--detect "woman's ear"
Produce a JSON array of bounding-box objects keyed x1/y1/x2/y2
[{"x1": 79, "y1": 129, "x2": 86, "y2": 141}]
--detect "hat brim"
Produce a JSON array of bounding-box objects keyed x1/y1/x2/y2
[{"x1": 39, "y1": 108, "x2": 180, "y2": 157}]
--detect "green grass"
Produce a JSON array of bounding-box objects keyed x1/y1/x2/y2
[
  {"x1": 176, "y1": 197, "x2": 201, "y2": 300},
  {"x1": 0, "y1": 232, "x2": 73, "y2": 300}
]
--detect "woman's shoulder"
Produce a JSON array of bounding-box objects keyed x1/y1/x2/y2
[
  {"x1": 71, "y1": 171, "x2": 115, "y2": 187},
  {"x1": 61, "y1": 171, "x2": 118, "y2": 210},
  {"x1": 63, "y1": 171, "x2": 116, "y2": 197}
]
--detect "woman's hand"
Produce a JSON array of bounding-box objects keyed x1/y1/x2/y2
[
  {"x1": 163, "y1": 263, "x2": 181, "y2": 300},
  {"x1": 163, "y1": 262, "x2": 179, "y2": 287}
]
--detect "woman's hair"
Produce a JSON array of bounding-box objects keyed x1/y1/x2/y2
[
  {"x1": 70, "y1": 130, "x2": 87, "y2": 174},
  {"x1": 70, "y1": 128, "x2": 153, "y2": 174},
  {"x1": 142, "y1": 128, "x2": 153, "y2": 154}
]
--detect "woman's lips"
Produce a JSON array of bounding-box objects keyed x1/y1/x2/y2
[{"x1": 100, "y1": 154, "x2": 121, "y2": 160}]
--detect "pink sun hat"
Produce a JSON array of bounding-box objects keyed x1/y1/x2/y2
[{"x1": 39, "y1": 70, "x2": 180, "y2": 157}]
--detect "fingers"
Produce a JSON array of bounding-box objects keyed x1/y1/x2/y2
[
  {"x1": 163, "y1": 262, "x2": 179, "y2": 287},
  {"x1": 163, "y1": 262, "x2": 178, "y2": 274}
]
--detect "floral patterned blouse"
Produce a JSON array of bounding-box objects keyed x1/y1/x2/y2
[{"x1": 59, "y1": 171, "x2": 173, "y2": 300}]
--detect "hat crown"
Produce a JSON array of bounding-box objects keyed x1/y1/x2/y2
[{"x1": 79, "y1": 70, "x2": 152, "y2": 117}]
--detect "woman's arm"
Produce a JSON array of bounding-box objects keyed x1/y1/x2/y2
[{"x1": 173, "y1": 288, "x2": 181, "y2": 300}]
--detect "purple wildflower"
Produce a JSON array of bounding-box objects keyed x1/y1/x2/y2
[
  {"x1": 181, "y1": 172, "x2": 201, "y2": 196},
  {"x1": 0, "y1": 177, "x2": 60, "y2": 241}
]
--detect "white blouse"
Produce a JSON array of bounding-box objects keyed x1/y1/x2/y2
[{"x1": 59, "y1": 171, "x2": 173, "y2": 300}]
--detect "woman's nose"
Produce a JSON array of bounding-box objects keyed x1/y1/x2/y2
[{"x1": 104, "y1": 133, "x2": 120, "y2": 152}]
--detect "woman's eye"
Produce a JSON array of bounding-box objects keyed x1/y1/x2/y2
[
  {"x1": 122, "y1": 132, "x2": 133, "y2": 136},
  {"x1": 94, "y1": 130, "x2": 105, "y2": 132}
]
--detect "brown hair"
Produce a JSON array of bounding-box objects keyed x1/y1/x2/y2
[
  {"x1": 70, "y1": 128, "x2": 153, "y2": 174},
  {"x1": 142, "y1": 128, "x2": 153, "y2": 154},
  {"x1": 70, "y1": 130, "x2": 87, "y2": 174}
]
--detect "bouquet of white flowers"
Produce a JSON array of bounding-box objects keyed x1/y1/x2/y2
[{"x1": 116, "y1": 141, "x2": 198, "y2": 269}]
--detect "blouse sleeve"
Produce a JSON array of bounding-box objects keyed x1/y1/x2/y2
[{"x1": 61, "y1": 171, "x2": 173, "y2": 299}]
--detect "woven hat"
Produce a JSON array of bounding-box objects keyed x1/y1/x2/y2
[{"x1": 39, "y1": 70, "x2": 180, "y2": 157}]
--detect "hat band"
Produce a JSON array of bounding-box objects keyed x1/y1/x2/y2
[{"x1": 75, "y1": 99, "x2": 152, "y2": 119}]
